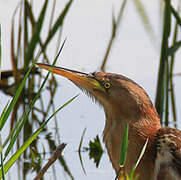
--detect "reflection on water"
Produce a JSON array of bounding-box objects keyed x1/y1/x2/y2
[{"x1": 83, "y1": 135, "x2": 103, "y2": 168}]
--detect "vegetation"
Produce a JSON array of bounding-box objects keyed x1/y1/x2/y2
[{"x1": 0, "y1": 0, "x2": 181, "y2": 179}]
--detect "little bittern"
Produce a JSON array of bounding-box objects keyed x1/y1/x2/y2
[{"x1": 36, "y1": 63, "x2": 181, "y2": 180}]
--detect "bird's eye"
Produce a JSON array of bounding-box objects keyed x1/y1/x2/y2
[{"x1": 104, "y1": 82, "x2": 111, "y2": 89}]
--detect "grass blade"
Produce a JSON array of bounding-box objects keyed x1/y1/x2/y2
[
  {"x1": 170, "y1": 20, "x2": 179, "y2": 127},
  {"x1": 0, "y1": 134, "x2": 5, "y2": 180},
  {"x1": 0, "y1": 24, "x2": 1, "y2": 79},
  {"x1": 155, "y1": 0, "x2": 171, "y2": 121},
  {"x1": 78, "y1": 128, "x2": 86, "y2": 174},
  {"x1": 78, "y1": 128, "x2": 86, "y2": 153},
  {"x1": 24, "y1": 0, "x2": 48, "y2": 69},
  {"x1": 4, "y1": 40, "x2": 66, "y2": 159},
  {"x1": 133, "y1": 0, "x2": 156, "y2": 42},
  {"x1": 119, "y1": 124, "x2": 129, "y2": 167},
  {"x1": 115, "y1": 124, "x2": 129, "y2": 179},
  {"x1": 170, "y1": 5, "x2": 181, "y2": 26},
  {"x1": 0, "y1": 95, "x2": 78, "y2": 178},
  {"x1": 167, "y1": 40, "x2": 181, "y2": 56},
  {"x1": 129, "y1": 139, "x2": 148, "y2": 179},
  {"x1": 0, "y1": 102, "x2": 9, "y2": 127},
  {"x1": 165, "y1": 60, "x2": 169, "y2": 126},
  {"x1": 101, "y1": 0, "x2": 127, "y2": 72},
  {"x1": 0, "y1": 152, "x2": 4, "y2": 180},
  {"x1": 2, "y1": 114, "x2": 22, "y2": 149},
  {"x1": 0, "y1": 65, "x2": 33, "y2": 131},
  {"x1": 43, "y1": 0, "x2": 72, "y2": 49}
]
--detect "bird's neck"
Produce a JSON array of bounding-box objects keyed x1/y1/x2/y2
[
  {"x1": 102, "y1": 103, "x2": 161, "y2": 174},
  {"x1": 131, "y1": 103, "x2": 161, "y2": 140},
  {"x1": 103, "y1": 102, "x2": 161, "y2": 141}
]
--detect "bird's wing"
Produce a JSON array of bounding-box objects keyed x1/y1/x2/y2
[
  {"x1": 172, "y1": 148, "x2": 181, "y2": 166},
  {"x1": 155, "y1": 127, "x2": 181, "y2": 180}
]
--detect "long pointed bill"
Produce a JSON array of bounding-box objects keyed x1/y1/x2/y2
[{"x1": 36, "y1": 63, "x2": 104, "y2": 91}]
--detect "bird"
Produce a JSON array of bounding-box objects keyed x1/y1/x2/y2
[{"x1": 36, "y1": 63, "x2": 181, "y2": 180}]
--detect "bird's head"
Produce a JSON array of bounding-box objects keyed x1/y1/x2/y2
[
  {"x1": 36, "y1": 63, "x2": 162, "y2": 175},
  {"x1": 36, "y1": 63, "x2": 159, "y2": 125}
]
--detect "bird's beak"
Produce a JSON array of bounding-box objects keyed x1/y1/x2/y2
[{"x1": 36, "y1": 63, "x2": 104, "y2": 91}]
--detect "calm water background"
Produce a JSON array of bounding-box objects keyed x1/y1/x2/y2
[{"x1": 0, "y1": 0, "x2": 181, "y2": 179}]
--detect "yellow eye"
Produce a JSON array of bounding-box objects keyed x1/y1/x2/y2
[{"x1": 104, "y1": 82, "x2": 111, "y2": 89}]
